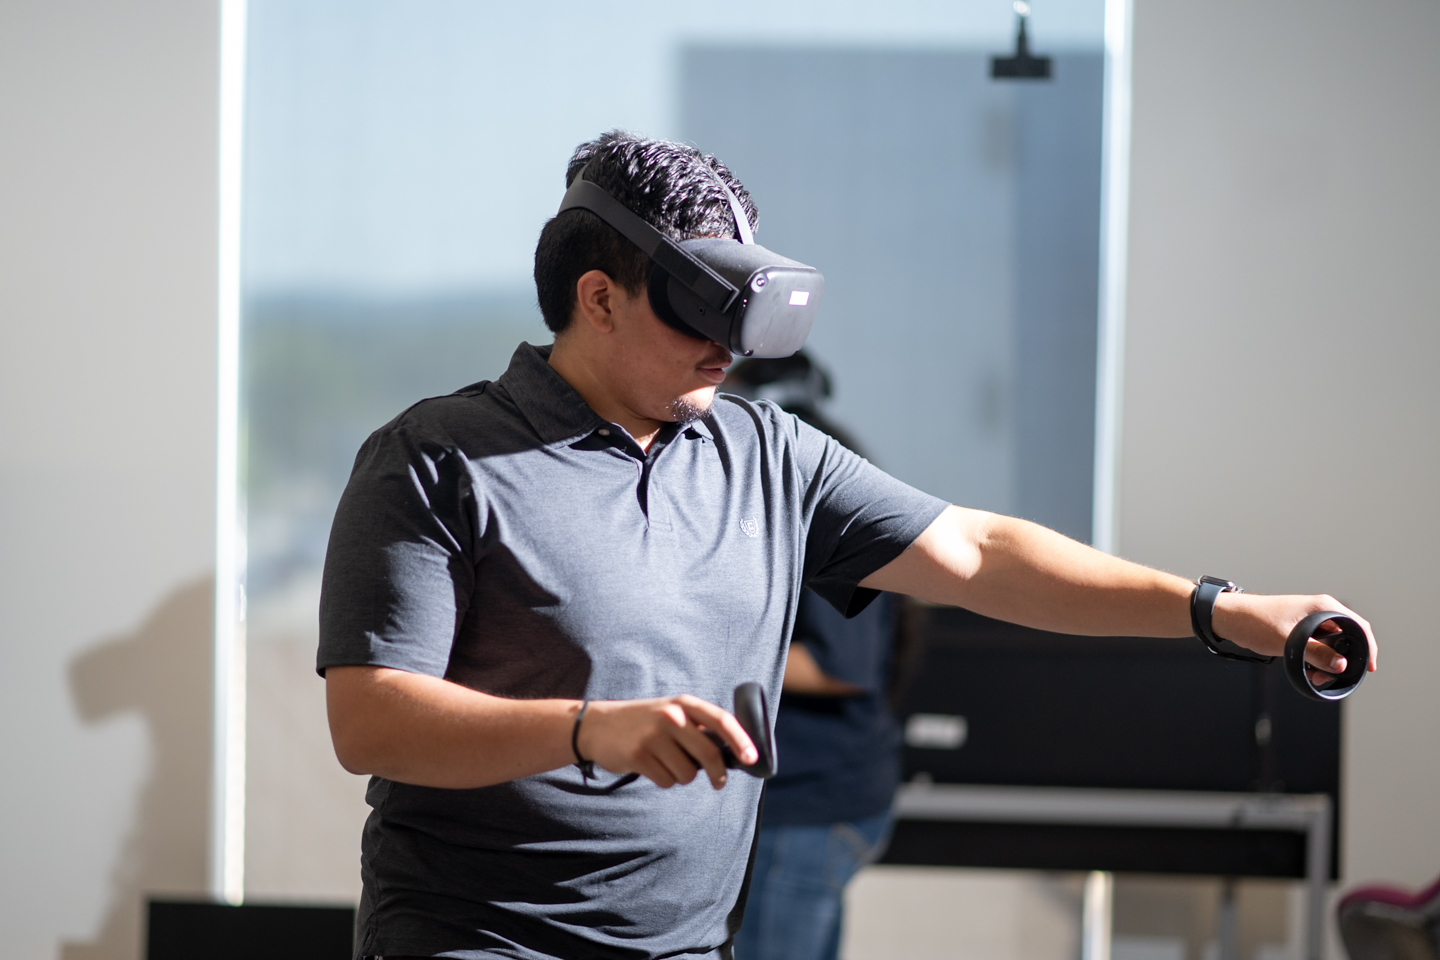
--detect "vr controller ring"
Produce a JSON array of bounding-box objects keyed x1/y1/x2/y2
[{"x1": 1285, "y1": 611, "x2": 1368, "y2": 701}]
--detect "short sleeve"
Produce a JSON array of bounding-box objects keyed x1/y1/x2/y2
[
  {"x1": 795, "y1": 416, "x2": 949, "y2": 617},
  {"x1": 316, "y1": 419, "x2": 478, "y2": 678}
]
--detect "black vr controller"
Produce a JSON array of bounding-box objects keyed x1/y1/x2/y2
[
  {"x1": 1285, "y1": 611, "x2": 1368, "y2": 702},
  {"x1": 707, "y1": 681, "x2": 777, "y2": 780},
  {"x1": 556, "y1": 166, "x2": 822, "y2": 359}
]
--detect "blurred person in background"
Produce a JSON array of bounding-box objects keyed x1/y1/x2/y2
[{"x1": 728, "y1": 352, "x2": 911, "y2": 960}]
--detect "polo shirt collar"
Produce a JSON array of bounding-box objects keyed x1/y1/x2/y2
[
  {"x1": 498, "y1": 341, "x2": 720, "y2": 446},
  {"x1": 499, "y1": 342, "x2": 607, "y2": 445}
]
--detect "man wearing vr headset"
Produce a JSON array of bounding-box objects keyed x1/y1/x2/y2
[{"x1": 319, "y1": 131, "x2": 1376, "y2": 960}]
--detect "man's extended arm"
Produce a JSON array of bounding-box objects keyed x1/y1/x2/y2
[{"x1": 859, "y1": 505, "x2": 1377, "y2": 671}]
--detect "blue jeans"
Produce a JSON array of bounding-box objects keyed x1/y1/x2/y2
[{"x1": 733, "y1": 810, "x2": 894, "y2": 960}]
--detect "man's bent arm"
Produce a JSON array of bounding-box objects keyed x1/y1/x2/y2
[
  {"x1": 326, "y1": 665, "x2": 757, "y2": 791},
  {"x1": 860, "y1": 505, "x2": 1377, "y2": 669}
]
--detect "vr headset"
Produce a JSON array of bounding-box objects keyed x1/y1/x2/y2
[{"x1": 556, "y1": 166, "x2": 823, "y2": 358}]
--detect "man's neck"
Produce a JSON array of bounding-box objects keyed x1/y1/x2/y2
[{"x1": 547, "y1": 336, "x2": 665, "y2": 451}]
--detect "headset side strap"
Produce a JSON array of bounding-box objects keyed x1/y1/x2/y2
[{"x1": 558, "y1": 178, "x2": 737, "y2": 312}]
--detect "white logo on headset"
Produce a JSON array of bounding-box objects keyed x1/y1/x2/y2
[{"x1": 739, "y1": 517, "x2": 760, "y2": 538}]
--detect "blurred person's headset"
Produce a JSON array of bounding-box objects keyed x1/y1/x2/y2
[
  {"x1": 726, "y1": 351, "x2": 871, "y2": 462},
  {"x1": 557, "y1": 162, "x2": 823, "y2": 358},
  {"x1": 726, "y1": 352, "x2": 832, "y2": 410}
]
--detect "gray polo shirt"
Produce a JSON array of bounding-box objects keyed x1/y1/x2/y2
[{"x1": 318, "y1": 342, "x2": 947, "y2": 960}]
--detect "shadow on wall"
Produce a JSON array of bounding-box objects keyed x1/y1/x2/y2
[{"x1": 61, "y1": 578, "x2": 214, "y2": 960}]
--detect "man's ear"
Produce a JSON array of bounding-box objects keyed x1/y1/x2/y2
[{"x1": 574, "y1": 269, "x2": 617, "y2": 334}]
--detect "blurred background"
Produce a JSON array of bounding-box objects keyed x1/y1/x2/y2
[{"x1": 2, "y1": 1, "x2": 1437, "y2": 959}]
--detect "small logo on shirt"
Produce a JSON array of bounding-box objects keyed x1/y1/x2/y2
[{"x1": 739, "y1": 517, "x2": 760, "y2": 538}]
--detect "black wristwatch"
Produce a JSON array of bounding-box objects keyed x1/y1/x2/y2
[{"x1": 1191, "y1": 576, "x2": 1274, "y2": 663}]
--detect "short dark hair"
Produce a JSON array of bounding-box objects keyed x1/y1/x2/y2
[{"x1": 533, "y1": 131, "x2": 759, "y2": 335}]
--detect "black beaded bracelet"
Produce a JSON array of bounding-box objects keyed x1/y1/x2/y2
[{"x1": 572, "y1": 700, "x2": 596, "y2": 781}]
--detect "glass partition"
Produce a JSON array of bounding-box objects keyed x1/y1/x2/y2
[{"x1": 238, "y1": 0, "x2": 1107, "y2": 904}]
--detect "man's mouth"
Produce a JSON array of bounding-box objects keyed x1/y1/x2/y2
[
  {"x1": 698, "y1": 353, "x2": 731, "y2": 384},
  {"x1": 697, "y1": 367, "x2": 727, "y2": 385}
]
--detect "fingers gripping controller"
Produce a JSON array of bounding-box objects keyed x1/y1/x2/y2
[
  {"x1": 1194, "y1": 577, "x2": 1367, "y2": 702},
  {"x1": 706, "y1": 682, "x2": 777, "y2": 780},
  {"x1": 574, "y1": 684, "x2": 777, "y2": 793},
  {"x1": 1285, "y1": 612, "x2": 1368, "y2": 702}
]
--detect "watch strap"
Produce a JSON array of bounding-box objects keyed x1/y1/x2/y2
[{"x1": 1192, "y1": 576, "x2": 1274, "y2": 663}]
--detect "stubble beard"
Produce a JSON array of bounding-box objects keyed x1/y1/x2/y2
[{"x1": 666, "y1": 390, "x2": 715, "y2": 426}]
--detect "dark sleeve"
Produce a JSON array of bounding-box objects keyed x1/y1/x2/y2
[
  {"x1": 316, "y1": 418, "x2": 478, "y2": 678},
  {"x1": 793, "y1": 588, "x2": 896, "y2": 692},
  {"x1": 794, "y1": 413, "x2": 949, "y2": 617}
]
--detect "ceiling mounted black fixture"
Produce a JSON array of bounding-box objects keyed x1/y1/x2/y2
[{"x1": 991, "y1": 1, "x2": 1052, "y2": 80}]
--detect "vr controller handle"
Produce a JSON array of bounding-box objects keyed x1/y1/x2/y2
[
  {"x1": 706, "y1": 682, "x2": 777, "y2": 779},
  {"x1": 1285, "y1": 611, "x2": 1368, "y2": 701}
]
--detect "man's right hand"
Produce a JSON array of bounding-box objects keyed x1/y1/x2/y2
[
  {"x1": 576, "y1": 695, "x2": 758, "y2": 790},
  {"x1": 326, "y1": 665, "x2": 756, "y2": 791}
]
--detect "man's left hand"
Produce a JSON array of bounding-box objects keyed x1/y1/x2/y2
[{"x1": 1212, "y1": 592, "x2": 1377, "y2": 686}]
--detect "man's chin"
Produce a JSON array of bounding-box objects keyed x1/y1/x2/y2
[{"x1": 666, "y1": 388, "x2": 715, "y2": 425}]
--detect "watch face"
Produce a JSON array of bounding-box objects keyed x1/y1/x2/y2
[{"x1": 1199, "y1": 576, "x2": 1236, "y2": 590}]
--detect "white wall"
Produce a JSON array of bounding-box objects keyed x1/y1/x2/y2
[
  {"x1": 0, "y1": 2, "x2": 219, "y2": 959},
  {"x1": 841, "y1": 3, "x2": 1440, "y2": 955},
  {"x1": 1122, "y1": 0, "x2": 1440, "y2": 887}
]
